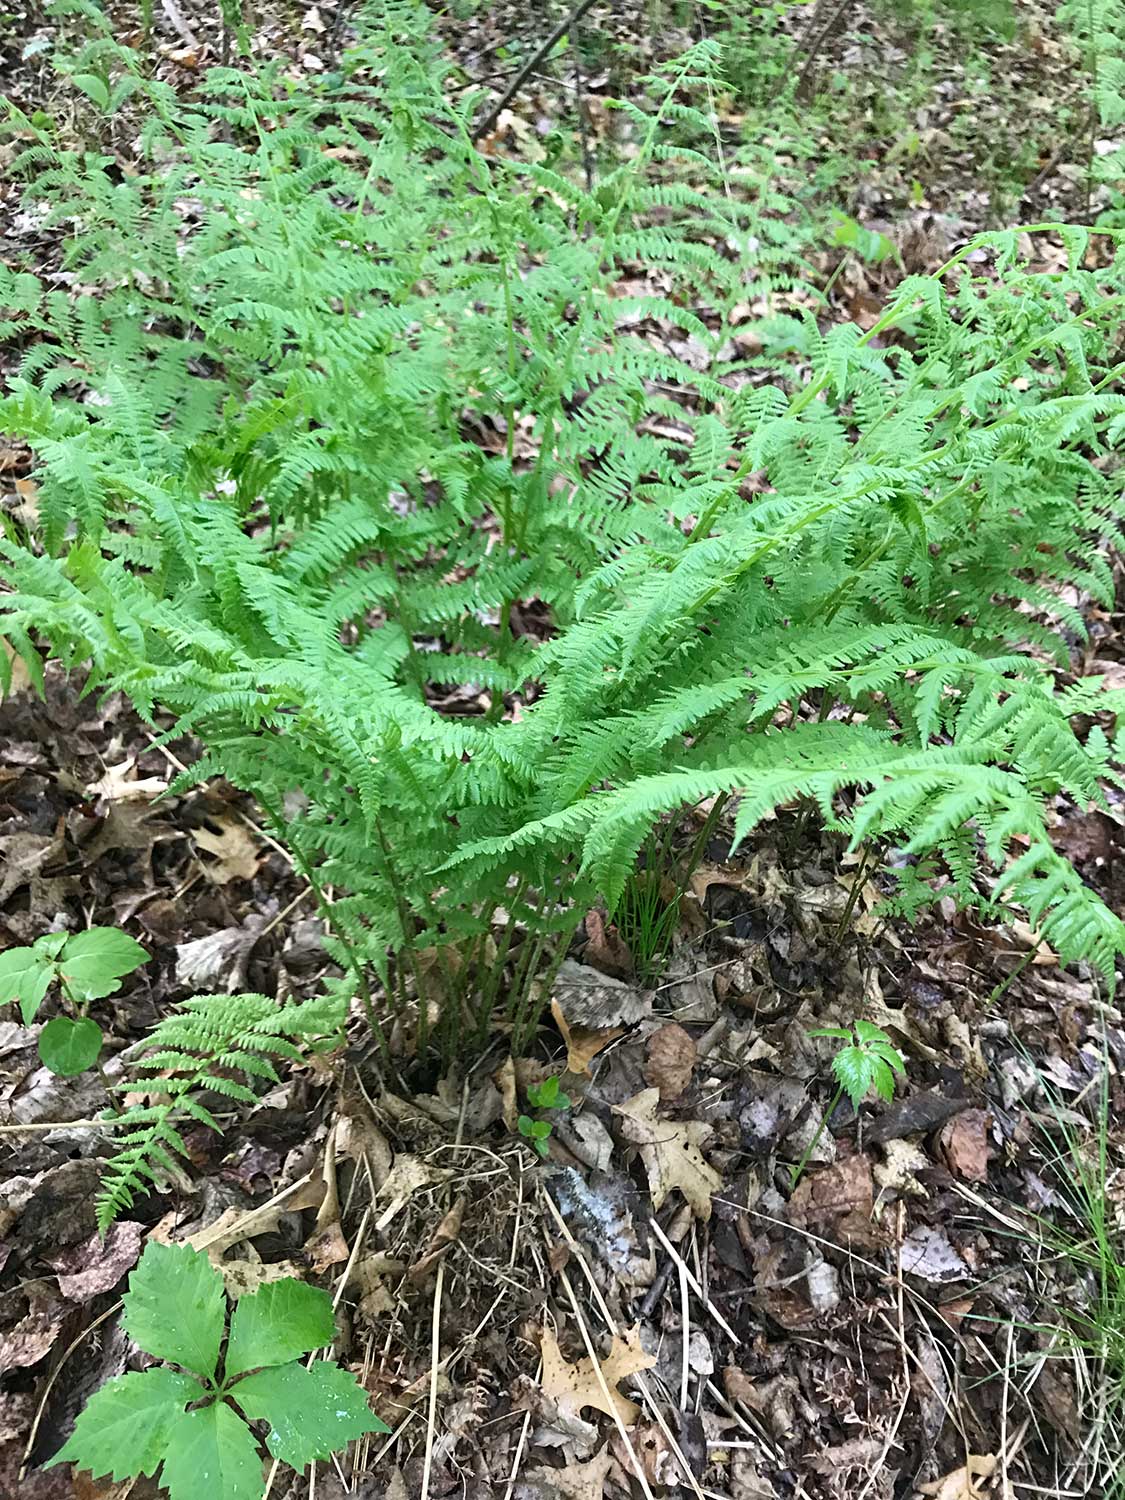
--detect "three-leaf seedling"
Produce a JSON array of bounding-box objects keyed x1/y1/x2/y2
[
  {"x1": 518, "y1": 1073, "x2": 571, "y2": 1157},
  {"x1": 0, "y1": 926, "x2": 147, "y2": 1077},
  {"x1": 790, "y1": 1020, "x2": 906, "y2": 1185},
  {"x1": 48, "y1": 1241, "x2": 387, "y2": 1500}
]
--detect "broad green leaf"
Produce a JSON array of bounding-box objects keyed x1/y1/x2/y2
[
  {"x1": 233, "y1": 1359, "x2": 387, "y2": 1469},
  {"x1": 159, "y1": 1400, "x2": 262, "y2": 1500},
  {"x1": 58, "y1": 928, "x2": 147, "y2": 1001},
  {"x1": 224, "y1": 1278, "x2": 336, "y2": 1378},
  {"x1": 39, "y1": 1015, "x2": 102, "y2": 1076},
  {"x1": 45, "y1": 1368, "x2": 199, "y2": 1480},
  {"x1": 0, "y1": 944, "x2": 58, "y2": 1023},
  {"x1": 123, "y1": 1242, "x2": 225, "y2": 1378},
  {"x1": 71, "y1": 73, "x2": 110, "y2": 110}
]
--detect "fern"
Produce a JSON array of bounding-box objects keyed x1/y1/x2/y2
[
  {"x1": 1, "y1": 2, "x2": 1124, "y2": 1107},
  {"x1": 96, "y1": 994, "x2": 343, "y2": 1232}
]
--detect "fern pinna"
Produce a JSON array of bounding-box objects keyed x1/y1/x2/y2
[
  {"x1": 2, "y1": 5, "x2": 1124, "y2": 1086},
  {"x1": 97, "y1": 994, "x2": 342, "y2": 1230}
]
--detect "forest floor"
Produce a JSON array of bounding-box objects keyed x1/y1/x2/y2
[{"x1": 2, "y1": 4, "x2": 1125, "y2": 1500}]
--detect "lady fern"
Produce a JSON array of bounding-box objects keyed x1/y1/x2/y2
[{"x1": 1, "y1": 4, "x2": 1124, "y2": 1088}]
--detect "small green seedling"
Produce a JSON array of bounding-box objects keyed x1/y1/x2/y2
[
  {"x1": 790, "y1": 1020, "x2": 906, "y2": 1186},
  {"x1": 0, "y1": 927, "x2": 147, "y2": 1077},
  {"x1": 518, "y1": 1073, "x2": 572, "y2": 1158},
  {"x1": 47, "y1": 1240, "x2": 387, "y2": 1500}
]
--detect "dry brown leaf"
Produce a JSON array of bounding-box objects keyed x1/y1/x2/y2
[
  {"x1": 192, "y1": 816, "x2": 260, "y2": 884},
  {"x1": 612, "y1": 1088, "x2": 721, "y2": 1220},
  {"x1": 916, "y1": 1454, "x2": 997, "y2": 1499},
  {"x1": 643, "y1": 1023, "x2": 697, "y2": 1100},
  {"x1": 539, "y1": 1324, "x2": 656, "y2": 1426},
  {"x1": 553, "y1": 958, "x2": 650, "y2": 1028},
  {"x1": 0, "y1": 640, "x2": 31, "y2": 701},
  {"x1": 581, "y1": 909, "x2": 633, "y2": 979},
  {"x1": 937, "y1": 1109, "x2": 991, "y2": 1183},
  {"x1": 526, "y1": 1445, "x2": 615, "y2": 1499},
  {"x1": 408, "y1": 1195, "x2": 465, "y2": 1282},
  {"x1": 551, "y1": 998, "x2": 625, "y2": 1076}
]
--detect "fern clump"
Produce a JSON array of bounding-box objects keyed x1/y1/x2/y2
[{"x1": 2, "y1": 4, "x2": 1124, "y2": 1080}]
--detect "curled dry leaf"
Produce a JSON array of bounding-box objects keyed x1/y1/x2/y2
[
  {"x1": 551, "y1": 998, "x2": 625, "y2": 1076},
  {"x1": 643, "y1": 1023, "x2": 697, "y2": 1101},
  {"x1": 612, "y1": 1088, "x2": 722, "y2": 1220},
  {"x1": 539, "y1": 1324, "x2": 656, "y2": 1426},
  {"x1": 916, "y1": 1453, "x2": 997, "y2": 1499}
]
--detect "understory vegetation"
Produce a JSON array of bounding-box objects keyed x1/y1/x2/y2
[{"x1": 3, "y1": 0, "x2": 1125, "y2": 1493}]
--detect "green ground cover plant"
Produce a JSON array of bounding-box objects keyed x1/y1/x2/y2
[
  {"x1": 2, "y1": 0, "x2": 1125, "y2": 1141},
  {"x1": 47, "y1": 1240, "x2": 386, "y2": 1499}
]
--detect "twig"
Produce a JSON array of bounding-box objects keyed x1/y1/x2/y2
[
  {"x1": 160, "y1": 0, "x2": 199, "y2": 50},
  {"x1": 471, "y1": 0, "x2": 602, "y2": 141},
  {"x1": 648, "y1": 1215, "x2": 740, "y2": 1344},
  {"x1": 420, "y1": 1259, "x2": 446, "y2": 1500}
]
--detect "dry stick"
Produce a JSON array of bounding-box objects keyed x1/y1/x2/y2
[
  {"x1": 471, "y1": 0, "x2": 602, "y2": 141},
  {"x1": 20, "y1": 1301, "x2": 121, "y2": 1480},
  {"x1": 647, "y1": 1216, "x2": 739, "y2": 1344}
]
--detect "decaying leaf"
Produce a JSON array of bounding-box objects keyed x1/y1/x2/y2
[
  {"x1": 88, "y1": 757, "x2": 169, "y2": 802},
  {"x1": 612, "y1": 1088, "x2": 721, "y2": 1220},
  {"x1": 899, "y1": 1225, "x2": 969, "y2": 1283},
  {"x1": 553, "y1": 958, "x2": 650, "y2": 1028},
  {"x1": 916, "y1": 1454, "x2": 997, "y2": 1499},
  {"x1": 788, "y1": 1154, "x2": 877, "y2": 1247},
  {"x1": 525, "y1": 1445, "x2": 615, "y2": 1500},
  {"x1": 539, "y1": 1324, "x2": 656, "y2": 1426},
  {"x1": 937, "y1": 1109, "x2": 991, "y2": 1183},
  {"x1": 643, "y1": 1023, "x2": 697, "y2": 1101}
]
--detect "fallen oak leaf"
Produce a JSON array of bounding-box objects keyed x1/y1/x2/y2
[
  {"x1": 539, "y1": 1324, "x2": 656, "y2": 1426},
  {"x1": 612, "y1": 1088, "x2": 722, "y2": 1220},
  {"x1": 191, "y1": 816, "x2": 260, "y2": 884}
]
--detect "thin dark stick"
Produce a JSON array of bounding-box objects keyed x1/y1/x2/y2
[
  {"x1": 573, "y1": 24, "x2": 594, "y2": 193},
  {"x1": 471, "y1": 0, "x2": 602, "y2": 141}
]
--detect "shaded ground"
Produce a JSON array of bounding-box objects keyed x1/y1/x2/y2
[{"x1": 2, "y1": 4, "x2": 1124, "y2": 1499}]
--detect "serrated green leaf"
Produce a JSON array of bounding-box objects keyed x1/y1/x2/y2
[
  {"x1": 832, "y1": 1046, "x2": 873, "y2": 1108},
  {"x1": 224, "y1": 1278, "x2": 336, "y2": 1378},
  {"x1": 870, "y1": 1057, "x2": 898, "y2": 1101},
  {"x1": 39, "y1": 1015, "x2": 102, "y2": 1075},
  {"x1": 851, "y1": 1020, "x2": 891, "y2": 1046},
  {"x1": 233, "y1": 1360, "x2": 387, "y2": 1469},
  {"x1": 123, "y1": 1242, "x2": 225, "y2": 1378},
  {"x1": 45, "y1": 1368, "x2": 199, "y2": 1481},
  {"x1": 0, "y1": 944, "x2": 58, "y2": 1023},
  {"x1": 159, "y1": 1400, "x2": 263, "y2": 1500},
  {"x1": 58, "y1": 928, "x2": 147, "y2": 1001}
]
